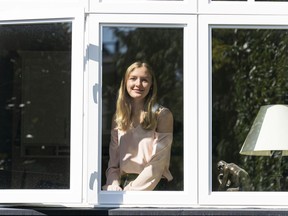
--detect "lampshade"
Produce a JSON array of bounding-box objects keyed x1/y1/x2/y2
[{"x1": 240, "y1": 104, "x2": 288, "y2": 156}]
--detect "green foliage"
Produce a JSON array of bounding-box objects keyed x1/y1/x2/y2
[{"x1": 212, "y1": 28, "x2": 288, "y2": 191}]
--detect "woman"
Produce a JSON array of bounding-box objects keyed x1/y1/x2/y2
[{"x1": 102, "y1": 61, "x2": 173, "y2": 191}]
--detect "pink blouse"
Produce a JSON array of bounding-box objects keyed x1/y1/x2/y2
[{"x1": 102, "y1": 108, "x2": 173, "y2": 191}]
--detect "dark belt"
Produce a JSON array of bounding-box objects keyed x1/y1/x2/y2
[
  {"x1": 120, "y1": 173, "x2": 168, "y2": 190},
  {"x1": 121, "y1": 173, "x2": 138, "y2": 181},
  {"x1": 120, "y1": 173, "x2": 138, "y2": 188}
]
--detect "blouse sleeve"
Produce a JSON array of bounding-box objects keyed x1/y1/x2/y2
[{"x1": 102, "y1": 128, "x2": 121, "y2": 190}]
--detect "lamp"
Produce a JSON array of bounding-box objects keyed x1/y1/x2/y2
[
  {"x1": 240, "y1": 104, "x2": 288, "y2": 190},
  {"x1": 240, "y1": 104, "x2": 288, "y2": 156}
]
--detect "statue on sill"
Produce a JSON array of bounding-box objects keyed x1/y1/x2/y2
[{"x1": 217, "y1": 160, "x2": 251, "y2": 191}]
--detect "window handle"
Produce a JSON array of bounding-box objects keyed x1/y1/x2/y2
[{"x1": 93, "y1": 83, "x2": 99, "y2": 104}]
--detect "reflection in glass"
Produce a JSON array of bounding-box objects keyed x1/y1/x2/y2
[
  {"x1": 0, "y1": 23, "x2": 71, "y2": 189},
  {"x1": 212, "y1": 28, "x2": 288, "y2": 191},
  {"x1": 101, "y1": 27, "x2": 183, "y2": 191}
]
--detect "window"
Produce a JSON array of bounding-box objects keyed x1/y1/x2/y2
[
  {"x1": 212, "y1": 27, "x2": 288, "y2": 192},
  {"x1": 0, "y1": 7, "x2": 84, "y2": 203},
  {"x1": 87, "y1": 14, "x2": 197, "y2": 205},
  {"x1": 199, "y1": 0, "x2": 288, "y2": 15},
  {"x1": 0, "y1": 22, "x2": 71, "y2": 189},
  {"x1": 3, "y1": 0, "x2": 288, "y2": 208},
  {"x1": 89, "y1": 0, "x2": 196, "y2": 14},
  {"x1": 199, "y1": 14, "x2": 288, "y2": 206},
  {"x1": 101, "y1": 26, "x2": 184, "y2": 192}
]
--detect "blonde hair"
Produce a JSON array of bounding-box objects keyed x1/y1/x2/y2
[{"x1": 115, "y1": 61, "x2": 158, "y2": 131}]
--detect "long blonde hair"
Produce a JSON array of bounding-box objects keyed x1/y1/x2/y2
[{"x1": 115, "y1": 61, "x2": 158, "y2": 131}]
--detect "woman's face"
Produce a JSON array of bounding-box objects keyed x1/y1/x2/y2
[{"x1": 126, "y1": 66, "x2": 152, "y2": 102}]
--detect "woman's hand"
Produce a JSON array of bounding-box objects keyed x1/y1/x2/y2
[{"x1": 107, "y1": 185, "x2": 123, "y2": 191}]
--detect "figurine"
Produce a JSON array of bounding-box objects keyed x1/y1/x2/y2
[{"x1": 217, "y1": 160, "x2": 251, "y2": 191}]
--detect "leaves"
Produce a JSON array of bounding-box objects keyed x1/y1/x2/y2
[{"x1": 212, "y1": 28, "x2": 288, "y2": 191}]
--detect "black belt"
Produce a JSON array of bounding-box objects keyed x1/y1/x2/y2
[
  {"x1": 121, "y1": 173, "x2": 138, "y2": 182},
  {"x1": 120, "y1": 173, "x2": 168, "y2": 190},
  {"x1": 120, "y1": 173, "x2": 138, "y2": 188}
]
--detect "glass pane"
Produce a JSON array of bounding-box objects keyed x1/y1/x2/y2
[
  {"x1": 0, "y1": 23, "x2": 71, "y2": 189},
  {"x1": 212, "y1": 28, "x2": 288, "y2": 191},
  {"x1": 101, "y1": 27, "x2": 183, "y2": 191}
]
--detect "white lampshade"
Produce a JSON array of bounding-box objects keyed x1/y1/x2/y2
[{"x1": 240, "y1": 104, "x2": 288, "y2": 156}]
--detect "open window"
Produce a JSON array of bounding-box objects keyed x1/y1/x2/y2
[
  {"x1": 87, "y1": 14, "x2": 197, "y2": 205},
  {"x1": 0, "y1": 7, "x2": 84, "y2": 203}
]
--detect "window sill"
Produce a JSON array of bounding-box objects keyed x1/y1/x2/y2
[{"x1": 2, "y1": 207, "x2": 288, "y2": 215}]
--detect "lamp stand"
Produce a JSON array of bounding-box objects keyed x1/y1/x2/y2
[{"x1": 271, "y1": 150, "x2": 283, "y2": 191}]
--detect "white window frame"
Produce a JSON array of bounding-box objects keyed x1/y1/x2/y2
[
  {"x1": 198, "y1": 14, "x2": 288, "y2": 206},
  {"x1": 89, "y1": 0, "x2": 196, "y2": 14},
  {"x1": 0, "y1": 6, "x2": 85, "y2": 203},
  {"x1": 199, "y1": 0, "x2": 288, "y2": 15},
  {"x1": 86, "y1": 14, "x2": 198, "y2": 206}
]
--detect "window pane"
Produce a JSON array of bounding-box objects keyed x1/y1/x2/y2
[
  {"x1": 0, "y1": 23, "x2": 71, "y2": 189},
  {"x1": 101, "y1": 26, "x2": 183, "y2": 191},
  {"x1": 212, "y1": 28, "x2": 288, "y2": 191}
]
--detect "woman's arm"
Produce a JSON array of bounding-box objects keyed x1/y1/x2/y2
[{"x1": 102, "y1": 117, "x2": 123, "y2": 191}]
